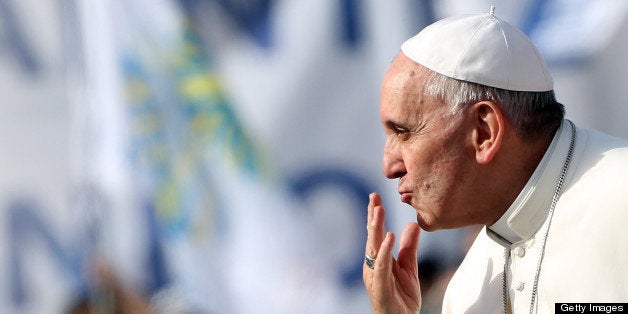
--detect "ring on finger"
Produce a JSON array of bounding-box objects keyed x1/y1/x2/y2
[{"x1": 364, "y1": 254, "x2": 376, "y2": 269}]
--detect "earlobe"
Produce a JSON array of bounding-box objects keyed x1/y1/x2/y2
[{"x1": 472, "y1": 101, "x2": 504, "y2": 164}]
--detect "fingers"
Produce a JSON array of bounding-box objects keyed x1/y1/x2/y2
[
  {"x1": 366, "y1": 193, "x2": 386, "y2": 259},
  {"x1": 371, "y1": 231, "x2": 395, "y2": 294},
  {"x1": 363, "y1": 194, "x2": 422, "y2": 314},
  {"x1": 374, "y1": 231, "x2": 395, "y2": 274},
  {"x1": 397, "y1": 222, "x2": 420, "y2": 275}
]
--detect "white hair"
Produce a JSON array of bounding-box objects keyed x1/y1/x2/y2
[{"x1": 423, "y1": 70, "x2": 565, "y2": 141}]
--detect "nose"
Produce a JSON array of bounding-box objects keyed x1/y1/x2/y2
[{"x1": 382, "y1": 140, "x2": 406, "y2": 179}]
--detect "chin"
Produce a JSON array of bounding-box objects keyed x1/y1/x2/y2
[
  {"x1": 418, "y1": 222, "x2": 441, "y2": 232},
  {"x1": 416, "y1": 213, "x2": 441, "y2": 232}
]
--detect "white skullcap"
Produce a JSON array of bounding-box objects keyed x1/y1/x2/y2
[{"x1": 401, "y1": 7, "x2": 553, "y2": 92}]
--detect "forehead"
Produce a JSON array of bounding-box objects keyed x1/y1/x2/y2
[{"x1": 380, "y1": 54, "x2": 435, "y2": 118}]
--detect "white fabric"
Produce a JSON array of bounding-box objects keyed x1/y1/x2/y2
[
  {"x1": 401, "y1": 11, "x2": 553, "y2": 92},
  {"x1": 487, "y1": 121, "x2": 570, "y2": 244},
  {"x1": 442, "y1": 121, "x2": 628, "y2": 313}
]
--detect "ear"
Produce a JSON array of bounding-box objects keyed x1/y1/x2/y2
[{"x1": 470, "y1": 101, "x2": 504, "y2": 164}]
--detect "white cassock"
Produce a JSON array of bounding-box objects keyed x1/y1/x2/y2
[{"x1": 443, "y1": 119, "x2": 628, "y2": 313}]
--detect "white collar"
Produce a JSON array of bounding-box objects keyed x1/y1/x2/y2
[{"x1": 487, "y1": 120, "x2": 574, "y2": 245}]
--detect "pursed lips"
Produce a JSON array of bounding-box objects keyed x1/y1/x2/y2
[{"x1": 398, "y1": 185, "x2": 413, "y2": 204}]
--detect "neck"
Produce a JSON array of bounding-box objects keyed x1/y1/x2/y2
[{"x1": 484, "y1": 132, "x2": 555, "y2": 226}]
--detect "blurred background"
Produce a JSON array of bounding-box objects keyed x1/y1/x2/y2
[{"x1": 1, "y1": 0, "x2": 627, "y2": 313}]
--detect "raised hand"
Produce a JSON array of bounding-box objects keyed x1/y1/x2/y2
[{"x1": 363, "y1": 192, "x2": 422, "y2": 314}]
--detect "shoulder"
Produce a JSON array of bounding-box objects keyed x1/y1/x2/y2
[
  {"x1": 567, "y1": 127, "x2": 628, "y2": 196},
  {"x1": 556, "y1": 126, "x2": 628, "y2": 240},
  {"x1": 577, "y1": 127, "x2": 628, "y2": 160}
]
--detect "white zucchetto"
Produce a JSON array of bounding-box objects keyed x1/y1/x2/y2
[{"x1": 401, "y1": 7, "x2": 553, "y2": 92}]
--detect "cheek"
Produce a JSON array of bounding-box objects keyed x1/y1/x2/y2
[
  {"x1": 402, "y1": 150, "x2": 430, "y2": 180},
  {"x1": 407, "y1": 145, "x2": 467, "y2": 199},
  {"x1": 404, "y1": 152, "x2": 440, "y2": 197}
]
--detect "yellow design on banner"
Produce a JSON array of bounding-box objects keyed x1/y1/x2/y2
[{"x1": 122, "y1": 13, "x2": 265, "y2": 239}]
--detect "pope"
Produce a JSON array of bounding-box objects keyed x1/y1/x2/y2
[{"x1": 363, "y1": 7, "x2": 628, "y2": 314}]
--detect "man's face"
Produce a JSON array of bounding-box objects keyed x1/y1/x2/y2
[{"x1": 380, "y1": 54, "x2": 476, "y2": 231}]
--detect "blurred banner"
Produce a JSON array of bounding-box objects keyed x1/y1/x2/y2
[{"x1": 1, "y1": 0, "x2": 627, "y2": 313}]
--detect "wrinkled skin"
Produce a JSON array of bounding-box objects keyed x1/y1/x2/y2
[
  {"x1": 363, "y1": 53, "x2": 476, "y2": 314},
  {"x1": 363, "y1": 192, "x2": 421, "y2": 314},
  {"x1": 363, "y1": 52, "x2": 552, "y2": 313}
]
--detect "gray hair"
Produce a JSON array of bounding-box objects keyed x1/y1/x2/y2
[{"x1": 424, "y1": 70, "x2": 565, "y2": 141}]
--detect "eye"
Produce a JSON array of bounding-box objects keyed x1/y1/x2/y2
[
  {"x1": 394, "y1": 125, "x2": 406, "y2": 133},
  {"x1": 394, "y1": 126, "x2": 411, "y2": 141},
  {"x1": 384, "y1": 121, "x2": 412, "y2": 140}
]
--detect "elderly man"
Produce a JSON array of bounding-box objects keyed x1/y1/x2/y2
[{"x1": 363, "y1": 7, "x2": 628, "y2": 314}]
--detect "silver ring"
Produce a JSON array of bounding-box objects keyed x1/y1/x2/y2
[{"x1": 365, "y1": 254, "x2": 376, "y2": 269}]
